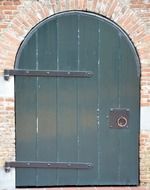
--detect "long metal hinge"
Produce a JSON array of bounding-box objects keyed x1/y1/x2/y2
[
  {"x1": 4, "y1": 69, "x2": 94, "y2": 80},
  {"x1": 5, "y1": 161, "x2": 93, "y2": 172}
]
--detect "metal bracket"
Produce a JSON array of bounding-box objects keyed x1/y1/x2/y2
[
  {"x1": 5, "y1": 161, "x2": 93, "y2": 172},
  {"x1": 4, "y1": 69, "x2": 94, "y2": 80},
  {"x1": 109, "y1": 108, "x2": 129, "y2": 129}
]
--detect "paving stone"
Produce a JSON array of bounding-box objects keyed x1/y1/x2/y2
[{"x1": 16, "y1": 187, "x2": 149, "y2": 190}]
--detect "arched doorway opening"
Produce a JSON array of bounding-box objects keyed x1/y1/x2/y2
[{"x1": 13, "y1": 11, "x2": 140, "y2": 187}]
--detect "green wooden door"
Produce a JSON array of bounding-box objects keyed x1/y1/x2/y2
[{"x1": 15, "y1": 11, "x2": 140, "y2": 187}]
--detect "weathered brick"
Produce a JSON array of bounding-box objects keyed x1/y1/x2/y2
[
  {"x1": 107, "y1": 0, "x2": 118, "y2": 18},
  {"x1": 0, "y1": 0, "x2": 150, "y2": 188}
]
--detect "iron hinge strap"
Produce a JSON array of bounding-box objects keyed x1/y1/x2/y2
[
  {"x1": 5, "y1": 161, "x2": 93, "y2": 172},
  {"x1": 4, "y1": 69, "x2": 94, "y2": 80}
]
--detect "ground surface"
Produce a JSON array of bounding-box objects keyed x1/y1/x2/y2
[{"x1": 16, "y1": 187, "x2": 150, "y2": 190}]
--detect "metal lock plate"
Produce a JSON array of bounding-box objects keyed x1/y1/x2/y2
[{"x1": 109, "y1": 108, "x2": 129, "y2": 129}]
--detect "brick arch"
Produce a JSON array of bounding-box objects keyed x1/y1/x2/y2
[
  {"x1": 0, "y1": 1, "x2": 150, "y2": 187},
  {"x1": 0, "y1": 0, "x2": 147, "y2": 74}
]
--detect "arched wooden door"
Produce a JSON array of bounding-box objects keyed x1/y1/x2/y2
[{"x1": 15, "y1": 11, "x2": 140, "y2": 187}]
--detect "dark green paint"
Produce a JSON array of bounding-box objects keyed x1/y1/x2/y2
[
  {"x1": 36, "y1": 20, "x2": 57, "y2": 186},
  {"x1": 15, "y1": 11, "x2": 140, "y2": 187},
  {"x1": 56, "y1": 15, "x2": 78, "y2": 185},
  {"x1": 15, "y1": 34, "x2": 37, "y2": 186},
  {"x1": 77, "y1": 15, "x2": 99, "y2": 185}
]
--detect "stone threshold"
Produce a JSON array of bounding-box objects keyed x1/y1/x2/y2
[{"x1": 16, "y1": 186, "x2": 150, "y2": 190}]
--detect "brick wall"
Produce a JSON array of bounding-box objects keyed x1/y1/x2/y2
[
  {"x1": 0, "y1": 0, "x2": 21, "y2": 34},
  {"x1": 0, "y1": 0, "x2": 150, "y2": 188},
  {"x1": 0, "y1": 97, "x2": 15, "y2": 166},
  {"x1": 129, "y1": 0, "x2": 150, "y2": 107},
  {"x1": 140, "y1": 131, "x2": 150, "y2": 186},
  {"x1": 129, "y1": 0, "x2": 150, "y2": 32}
]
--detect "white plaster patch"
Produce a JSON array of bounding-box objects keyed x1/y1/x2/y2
[
  {"x1": 0, "y1": 77, "x2": 14, "y2": 98},
  {"x1": 144, "y1": 0, "x2": 150, "y2": 3},
  {"x1": 119, "y1": 0, "x2": 131, "y2": 3},
  {"x1": 0, "y1": 168, "x2": 15, "y2": 190},
  {"x1": 141, "y1": 107, "x2": 150, "y2": 130}
]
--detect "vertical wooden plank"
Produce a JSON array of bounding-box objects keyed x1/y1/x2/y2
[
  {"x1": 117, "y1": 34, "x2": 140, "y2": 185},
  {"x1": 77, "y1": 15, "x2": 98, "y2": 185},
  {"x1": 15, "y1": 35, "x2": 37, "y2": 187},
  {"x1": 98, "y1": 21, "x2": 121, "y2": 185},
  {"x1": 36, "y1": 20, "x2": 57, "y2": 186},
  {"x1": 56, "y1": 15, "x2": 78, "y2": 185}
]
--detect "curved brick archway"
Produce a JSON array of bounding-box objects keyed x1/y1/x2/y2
[
  {"x1": 0, "y1": 0, "x2": 147, "y2": 71},
  {"x1": 0, "y1": 0, "x2": 149, "y2": 106},
  {"x1": 0, "y1": 0, "x2": 150, "y2": 188}
]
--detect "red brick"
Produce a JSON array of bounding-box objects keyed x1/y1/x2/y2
[
  {"x1": 0, "y1": 0, "x2": 150, "y2": 187},
  {"x1": 107, "y1": 0, "x2": 118, "y2": 18},
  {"x1": 13, "y1": 1, "x2": 21, "y2": 5},
  {"x1": 92, "y1": 0, "x2": 98, "y2": 10},
  {"x1": 0, "y1": 98, "x2": 4, "y2": 102},
  {"x1": 0, "y1": 5, "x2": 17, "y2": 10},
  {"x1": 0, "y1": 23, "x2": 7, "y2": 29},
  {"x1": 60, "y1": 0, "x2": 67, "y2": 10},
  {"x1": 5, "y1": 98, "x2": 14, "y2": 102},
  {"x1": 96, "y1": 188, "x2": 113, "y2": 190},
  {"x1": 3, "y1": 1, "x2": 14, "y2": 6},
  {"x1": 3, "y1": 10, "x2": 13, "y2": 14},
  {"x1": 80, "y1": 188, "x2": 96, "y2": 190},
  {"x1": 83, "y1": 0, "x2": 87, "y2": 10}
]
